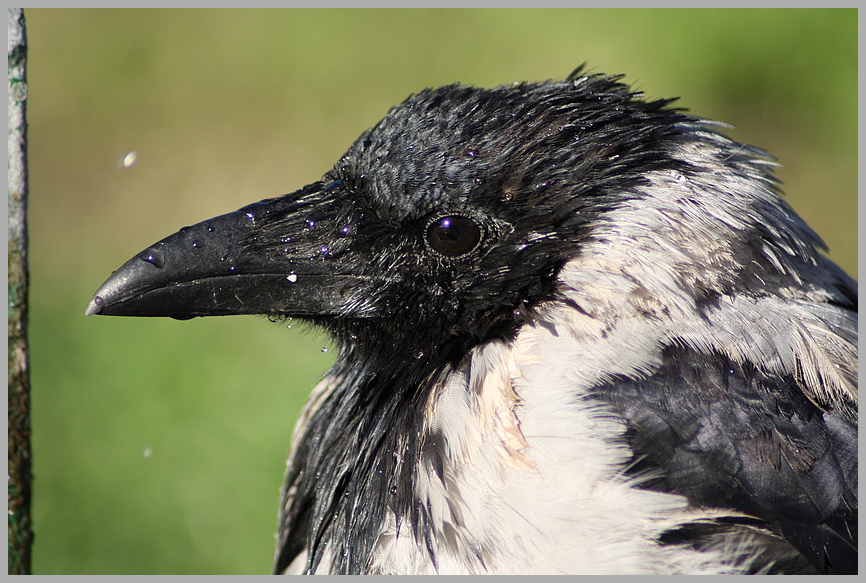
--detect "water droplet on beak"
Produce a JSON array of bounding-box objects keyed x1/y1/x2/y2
[{"x1": 140, "y1": 247, "x2": 165, "y2": 268}]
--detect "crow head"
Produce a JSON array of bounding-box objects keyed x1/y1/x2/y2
[{"x1": 89, "y1": 68, "x2": 823, "y2": 365}]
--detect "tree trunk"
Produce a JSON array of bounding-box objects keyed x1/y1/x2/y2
[{"x1": 8, "y1": 7, "x2": 32, "y2": 575}]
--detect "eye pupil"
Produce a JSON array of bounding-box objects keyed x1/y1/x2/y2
[{"x1": 427, "y1": 215, "x2": 481, "y2": 256}]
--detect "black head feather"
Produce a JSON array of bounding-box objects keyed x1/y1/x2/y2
[{"x1": 250, "y1": 70, "x2": 709, "y2": 365}]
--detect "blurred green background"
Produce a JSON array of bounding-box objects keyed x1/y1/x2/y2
[{"x1": 25, "y1": 9, "x2": 856, "y2": 574}]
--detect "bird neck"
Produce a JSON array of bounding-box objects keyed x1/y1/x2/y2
[{"x1": 279, "y1": 337, "x2": 454, "y2": 574}]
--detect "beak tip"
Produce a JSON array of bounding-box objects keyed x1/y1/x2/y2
[
  {"x1": 85, "y1": 295, "x2": 105, "y2": 317},
  {"x1": 86, "y1": 257, "x2": 161, "y2": 317}
]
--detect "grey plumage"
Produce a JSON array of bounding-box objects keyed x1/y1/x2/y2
[{"x1": 87, "y1": 67, "x2": 857, "y2": 574}]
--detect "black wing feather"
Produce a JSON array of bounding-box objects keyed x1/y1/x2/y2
[{"x1": 590, "y1": 345, "x2": 857, "y2": 574}]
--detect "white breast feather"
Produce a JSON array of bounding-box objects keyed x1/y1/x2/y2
[{"x1": 367, "y1": 301, "x2": 763, "y2": 574}]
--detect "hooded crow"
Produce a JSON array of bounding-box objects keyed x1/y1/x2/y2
[{"x1": 87, "y1": 66, "x2": 857, "y2": 574}]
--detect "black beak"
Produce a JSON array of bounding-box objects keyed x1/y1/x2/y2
[{"x1": 86, "y1": 192, "x2": 370, "y2": 320}]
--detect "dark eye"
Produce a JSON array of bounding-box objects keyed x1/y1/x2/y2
[{"x1": 426, "y1": 215, "x2": 481, "y2": 256}]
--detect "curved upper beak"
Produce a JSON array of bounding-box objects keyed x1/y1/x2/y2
[{"x1": 86, "y1": 195, "x2": 369, "y2": 320}]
